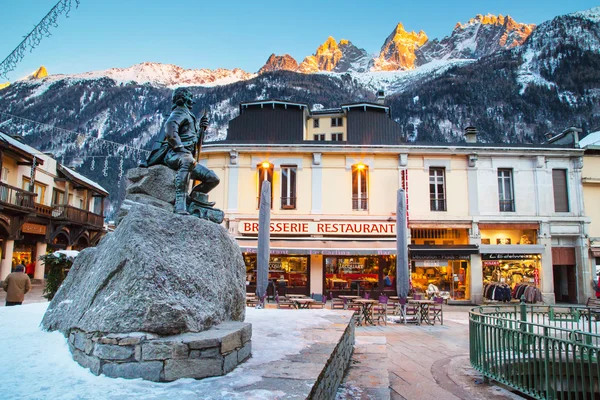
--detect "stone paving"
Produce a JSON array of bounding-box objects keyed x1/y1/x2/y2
[
  {"x1": 338, "y1": 306, "x2": 524, "y2": 400},
  {"x1": 4, "y1": 289, "x2": 525, "y2": 399}
]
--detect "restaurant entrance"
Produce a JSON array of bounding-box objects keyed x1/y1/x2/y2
[
  {"x1": 243, "y1": 253, "x2": 309, "y2": 297},
  {"x1": 325, "y1": 255, "x2": 396, "y2": 298}
]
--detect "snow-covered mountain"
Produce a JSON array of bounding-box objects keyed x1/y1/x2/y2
[
  {"x1": 1, "y1": 6, "x2": 599, "y2": 214},
  {"x1": 297, "y1": 37, "x2": 371, "y2": 73},
  {"x1": 258, "y1": 54, "x2": 299, "y2": 74},
  {"x1": 371, "y1": 23, "x2": 429, "y2": 71},
  {"x1": 25, "y1": 62, "x2": 257, "y2": 88},
  {"x1": 416, "y1": 14, "x2": 535, "y2": 65}
]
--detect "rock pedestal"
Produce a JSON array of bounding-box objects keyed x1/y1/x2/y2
[{"x1": 42, "y1": 167, "x2": 251, "y2": 381}]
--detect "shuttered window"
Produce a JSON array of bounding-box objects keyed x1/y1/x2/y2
[{"x1": 552, "y1": 169, "x2": 569, "y2": 212}]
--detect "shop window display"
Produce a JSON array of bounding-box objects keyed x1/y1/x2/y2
[
  {"x1": 325, "y1": 256, "x2": 394, "y2": 295},
  {"x1": 482, "y1": 256, "x2": 541, "y2": 302},
  {"x1": 243, "y1": 254, "x2": 308, "y2": 295},
  {"x1": 411, "y1": 260, "x2": 469, "y2": 300}
]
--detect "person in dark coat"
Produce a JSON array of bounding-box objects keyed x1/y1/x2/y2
[
  {"x1": 3, "y1": 264, "x2": 31, "y2": 306},
  {"x1": 141, "y1": 88, "x2": 220, "y2": 214}
]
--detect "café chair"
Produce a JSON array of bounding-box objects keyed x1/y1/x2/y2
[
  {"x1": 329, "y1": 292, "x2": 345, "y2": 309},
  {"x1": 429, "y1": 296, "x2": 444, "y2": 325},
  {"x1": 275, "y1": 293, "x2": 295, "y2": 309},
  {"x1": 399, "y1": 297, "x2": 419, "y2": 325},
  {"x1": 373, "y1": 295, "x2": 388, "y2": 325},
  {"x1": 309, "y1": 293, "x2": 326, "y2": 309}
]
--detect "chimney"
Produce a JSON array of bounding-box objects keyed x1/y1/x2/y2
[
  {"x1": 464, "y1": 126, "x2": 477, "y2": 143},
  {"x1": 376, "y1": 90, "x2": 385, "y2": 105}
]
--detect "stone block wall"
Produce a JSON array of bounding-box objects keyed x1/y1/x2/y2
[
  {"x1": 308, "y1": 316, "x2": 356, "y2": 400},
  {"x1": 67, "y1": 321, "x2": 252, "y2": 382}
]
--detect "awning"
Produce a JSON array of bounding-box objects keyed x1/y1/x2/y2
[
  {"x1": 590, "y1": 248, "x2": 600, "y2": 258},
  {"x1": 480, "y1": 244, "x2": 545, "y2": 254},
  {"x1": 478, "y1": 223, "x2": 539, "y2": 230},
  {"x1": 409, "y1": 244, "x2": 479, "y2": 256},
  {"x1": 237, "y1": 239, "x2": 396, "y2": 256}
]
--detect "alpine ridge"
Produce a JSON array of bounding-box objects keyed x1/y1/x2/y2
[{"x1": 0, "y1": 6, "x2": 599, "y2": 216}]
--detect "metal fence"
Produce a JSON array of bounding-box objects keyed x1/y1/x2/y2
[{"x1": 470, "y1": 303, "x2": 600, "y2": 399}]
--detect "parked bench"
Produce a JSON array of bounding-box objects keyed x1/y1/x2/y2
[{"x1": 586, "y1": 297, "x2": 600, "y2": 320}]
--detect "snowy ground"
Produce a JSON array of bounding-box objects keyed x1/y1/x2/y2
[{"x1": 0, "y1": 303, "x2": 344, "y2": 400}]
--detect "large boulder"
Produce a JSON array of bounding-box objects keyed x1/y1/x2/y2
[{"x1": 42, "y1": 203, "x2": 246, "y2": 336}]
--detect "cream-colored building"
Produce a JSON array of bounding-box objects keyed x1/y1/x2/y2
[
  {"x1": 580, "y1": 131, "x2": 600, "y2": 293},
  {"x1": 201, "y1": 100, "x2": 589, "y2": 304},
  {"x1": 0, "y1": 130, "x2": 108, "y2": 282}
]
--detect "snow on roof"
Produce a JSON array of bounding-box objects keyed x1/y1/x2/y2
[
  {"x1": 0, "y1": 130, "x2": 42, "y2": 161},
  {"x1": 60, "y1": 165, "x2": 108, "y2": 195},
  {"x1": 580, "y1": 130, "x2": 600, "y2": 148}
]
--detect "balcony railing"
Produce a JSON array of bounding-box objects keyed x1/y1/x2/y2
[
  {"x1": 280, "y1": 197, "x2": 296, "y2": 209},
  {"x1": 0, "y1": 182, "x2": 36, "y2": 210},
  {"x1": 51, "y1": 204, "x2": 104, "y2": 228},
  {"x1": 430, "y1": 198, "x2": 447, "y2": 211},
  {"x1": 352, "y1": 197, "x2": 368, "y2": 211},
  {"x1": 499, "y1": 199, "x2": 515, "y2": 212}
]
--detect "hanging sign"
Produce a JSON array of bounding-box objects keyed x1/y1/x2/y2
[{"x1": 22, "y1": 223, "x2": 46, "y2": 235}]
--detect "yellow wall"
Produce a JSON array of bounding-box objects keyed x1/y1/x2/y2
[
  {"x1": 1, "y1": 157, "x2": 19, "y2": 187},
  {"x1": 306, "y1": 115, "x2": 347, "y2": 141},
  {"x1": 407, "y1": 156, "x2": 470, "y2": 220},
  {"x1": 583, "y1": 154, "x2": 600, "y2": 238}
]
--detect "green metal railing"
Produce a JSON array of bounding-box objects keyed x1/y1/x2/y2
[{"x1": 470, "y1": 302, "x2": 600, "y2": 399}]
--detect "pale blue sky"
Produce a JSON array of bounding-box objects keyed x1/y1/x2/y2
[{"x1": 1, "y1": 0, "x2": 598, "y2": 81}]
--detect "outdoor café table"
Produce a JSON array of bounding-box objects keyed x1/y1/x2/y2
[
  {"x1": 287, "y1": 294, "x2": 308, "y2": 299},
  {"x1": 293, "y1": 298, "x2": 315, "y2": 309},
  {"x1": 408, "y1": 299, "x2": 434, "y2": 325},
  {"x1": 353, "y1": 299, "x2": 378, "y2": 326},
  {"x1": 338, "y1": 295, "x2": 361, "y2": 310}
]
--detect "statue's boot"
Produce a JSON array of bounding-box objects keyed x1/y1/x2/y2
[
  {"x1": 189, "y1": 187, "x2": 215, "y2": 207},
  {"x1": 174, "y1": 170, "x2": 190, "y2": 215}
]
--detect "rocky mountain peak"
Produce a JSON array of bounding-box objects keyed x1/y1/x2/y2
[
  {"x1": 258, "y1": 54, "x2": 299, "y2": 74},
  {"x1": 416, "y1": 13, "x2": 535, "y2": 65},
  {"x1": 372, "y1": 22, "x2": 428, "y2": 71},
  {"x1": 298, "y1": 37, "x2": 369, "y2": 73},
  {"x1": 31, "y1": 66, "x2": 48, "y2": 79}
]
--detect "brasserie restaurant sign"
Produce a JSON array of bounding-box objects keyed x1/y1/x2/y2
[{"x1": 238, "y1": 220, "x2": 396, "y2": 236}]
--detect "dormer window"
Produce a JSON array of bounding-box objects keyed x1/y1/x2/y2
[
  {"x1": 331, "y1": 117, "x2": 343, "y2": 127},
  {"x1": 313, "y1": 118, "x2": 319, "y2": 128}
]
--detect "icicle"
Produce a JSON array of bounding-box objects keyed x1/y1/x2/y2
[{"x1": 103, "y1": 157, "x2": 109, "y2": 177}]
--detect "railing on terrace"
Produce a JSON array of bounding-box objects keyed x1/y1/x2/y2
[
  {"x1": 0, "y1": 182, "x2": 36, "y2": 210},
  {"x1": 470, "y1": 302, "x2": 600, "y2": 399},
  {"x1": 51, "y1": 204, "x2": 104, "y2": 228}
]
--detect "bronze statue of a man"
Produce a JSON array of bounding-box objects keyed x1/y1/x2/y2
[{"x1": 141, "y1": 88, "x2": 219, "y2": 215}]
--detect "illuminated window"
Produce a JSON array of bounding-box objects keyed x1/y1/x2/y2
[
  {"x1": 257, "y1": 162, "x2": 273, "y2": 208},
  {"x1": 22, "y1": 177, "x2": 47, "y2": 205},
  {"x1": 352, "y1": 164, "x2": 368, "y2": 211},
  {"x1": 280, "y1": 165, "x2": 296, "y2": 209}
]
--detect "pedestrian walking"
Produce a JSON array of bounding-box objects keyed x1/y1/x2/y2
[{"x1": 2, "y1": 264, "x2": 32, "y2": 306}]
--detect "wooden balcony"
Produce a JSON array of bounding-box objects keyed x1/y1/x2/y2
[
  {"x1": 49, "y1": 204, "x2": 104, "y2": 229},
  {"x1": 0, "y1": 182, "x2": 37, "y2": 212}
]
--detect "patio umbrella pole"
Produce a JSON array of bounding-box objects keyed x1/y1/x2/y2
[
  {"x1": 256, "y1": 181, "x2": 271, "y2": 308},
  {"x1": 396, "y1": 189, "x2": 409, "y2": 299}
]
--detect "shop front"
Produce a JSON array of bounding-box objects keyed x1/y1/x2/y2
[
  {"x1": 481, "y1": 253, "x2": 542, "y2": 303},
  {"x1": 409, "y1": 247, "x2": 477, "y2": 301},
  {"x1": 479, "y1": 223, "x2": 544, "y2": 303},
  {"x1": 235, "y1": 219, "x2": 398, "y2": 298}
]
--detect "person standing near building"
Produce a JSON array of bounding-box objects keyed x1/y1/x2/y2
[
  {"x1": 2, "y1": 264, "x2": 31, "y2": 306},
  {"x1": 25, "y1": 259, "x2": 35, "y2": 279}
]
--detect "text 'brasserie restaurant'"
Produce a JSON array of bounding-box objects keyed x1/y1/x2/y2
[{"x1": 236, "y1": 220, "x2": 398, "y2": 298}]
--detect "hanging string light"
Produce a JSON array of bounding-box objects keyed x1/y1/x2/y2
[
  {"x1": 103, "y1": 158, "x2": 109, "y2": 177},
  {"x1": 90, "y1": 158, "x2": 95, "y2": 171},
  {"x1": 118, "y1": 156, "x2": 124, "y2": 179},
  {"x1": 0, "y1": 0, "x2": 81, "y2": 80}
]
